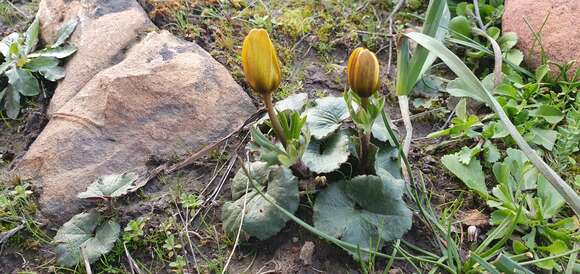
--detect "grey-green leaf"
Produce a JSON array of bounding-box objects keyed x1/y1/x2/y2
[
  {"x1": 505, "y1": 49, "x2": 523, "y2": 66},
  {"x1": 302, "y1": 131, "x2": 350, "y2": 173},
  {"x1": 442, "y1": 153, "x2": 489, "y2": 198},
  {"x1": 77, "y1": 172, "x2": 139, "y2": 199},
  {"x1": 446, "y1": 77, "x2": 487, "y2": 102},
  {"x1": 52, "y1": 18, "x2": 78, "y2": 48},
  {"x1": 305, "y1": 96, "x2": 350, "y2": 139},
  {"x1": 0, "y1": 33, "x2": 20, "y2": 57},
  {"x1": 374, "y1": 145, "x2": 402, "y2": 179},
  {"x1": 0, "y1": 62, "x2": 12, "y2": 77},
  {"x1": 39, "y1": 66, "x2": 66, "y2": 81},
  {"x1": 529, "y1": 128, "x2": 557, "y2": 151},
  {"x1": 371, "y1": 117, "x2": 397, "y2": 144},
  {"x1": 532, "y1": 105, "x2": 564, "y2": 124},
  {"x1": 24, "y1": 17, "x2": 40, "y2": 54},
  {"x1": 29, "y1": 45, "x2": 78, "y2": 58},
  {"x1": 222, "y1": 163, "x2": 299, "y2": 240},
  {"x1": 24, "y1": 56, "x2": 59, "y2": 72},
  {"x1": 275, "y1": 93, "x2": 308, "y2": 112},
  {"x1": 4, "y1": 85, "x2": 21, "y2": 119},
  {"x1": 5, "y1": 68, "x2": 40, "y2": 96},
  {"x1": 54, "y1": 210, "x2": 120, "y2": 267},
  {"x1": 314, "y1": 175, "x2": 411, "y2": 259}
]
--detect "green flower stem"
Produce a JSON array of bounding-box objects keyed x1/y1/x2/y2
[
  {"x1": 262, "y1": 92, "x2": 287, "y2": 147},
  {"x1": 358, "y1": 97, "x2": 371, "y2": 173}
]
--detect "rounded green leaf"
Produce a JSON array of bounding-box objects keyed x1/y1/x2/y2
[
  {"x1": 313, "y1": 174, "x2": 412, "y2": 259},
  {"x1": 54, "y1": 210, "x2": 120, "y2": 267},
  {"x1": 449, "y1": 16, "x2": 472, "y2": 40},
  {"x1": 302, "y1": 131, "x2": 350, "y2": 173},
  {"x1": 305, "y1": 96, "x2": 350, "y2": 139},
  {"x1": 222, "y1": 163, "x2": 299, "y2": 240}
]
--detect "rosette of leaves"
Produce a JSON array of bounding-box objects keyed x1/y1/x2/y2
[
  {"x1": 221, "y1": 161, "x2": 299, "y2": 240},
  {"x1": 0, "y1": 17, "x2": 78, "y2": 118}
]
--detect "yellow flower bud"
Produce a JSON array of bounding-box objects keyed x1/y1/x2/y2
[
  {"x1": 347, "y1": 47, "x2": 380, "y2": 98},
  {"x1": 241, "y1": 29, "x2": 281, "y2": 94}
]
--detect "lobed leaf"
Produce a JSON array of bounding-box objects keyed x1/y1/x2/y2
[
  {"x1": 313, "y1": 174, "x2": 411, "y2": 260},
  {"x1": 77, "y1": 172, "x2": 139, "y2": 199},
  {"x1": 305, "y1": 96, "x2": 350, "y2": 139},
  {"x1": 222, "y1": 163, "x2": 299, "y2": 240},
  {"x1": 302, "y1": 131, "x2": 350, "y2": 173},
  {"x1": 442, "y1": 152, "x2": 489, "y2": 198},
  {"x1": 54, "y1": 210, "x2": 120, "y2": 267}
]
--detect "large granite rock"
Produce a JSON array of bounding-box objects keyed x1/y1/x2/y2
[
  {"x1": 37, "y1": 0, "x2": 156, "y2": 114},
  {"x1": 502, "y1": 0, "x2": 579, "y2": 73},
  {"x1": 15, "y1": 0, "x2": 255, "y2": 223}
]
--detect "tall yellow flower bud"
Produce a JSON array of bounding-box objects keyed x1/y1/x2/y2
[
  {"x1": 347, "y1": 47, "x2": 380, "y2": 98},
  {"x1": 241, "y1": 29, "x2": 281, "y2": 94}
]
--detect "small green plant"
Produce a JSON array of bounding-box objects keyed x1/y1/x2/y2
[
  {"x1": 122, "y1": 217, "x2": 146, "y2": 243},
  {"x1": 53, "y1": 172, "x2": 141, "y2": 267},
  {"x1": 0, "y1": 17, "x2": 77, "y2": 119}
]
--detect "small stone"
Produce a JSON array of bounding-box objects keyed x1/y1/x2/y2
[
  {"x1": 299, "y1": 241, "x2": 315, "y2": 266},
  {"x1": 292, "y1": 237, "x2": 299, "y2": 243}
]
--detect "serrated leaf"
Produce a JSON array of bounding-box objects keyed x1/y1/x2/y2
[
  {"x1": 313, "y1": 174, "x2": 411, "y2": 259},
  {"x1": 4, "y1": 85, "x2": 21, "y2": 119},
  {"x1": 302, "y1": 131, "x2": 349, "y2": 173},
  {"x1": 52, "y1": 19, "x2": 78, "y2": 48},
  {"x1": 442, "y1": 153, "x2": 488, "y2": 198},
  {"x1": 222, "y1": 163, "x2": 298, "y2": 240},
  {"x1": 457, "y1": 145, "x2": 481, "y2": 165},
  {"x1": 24, "y1": 17, "x2": 40, "y2": 54},
  {"x1": 483, "y1": 140, "x2": 501, "y2": 163},
  {"x1": 54, "y1": 210, "x2": 120, "y2": 267},
  {"x1": 77, "y1": 172, "x2": 139, "y2": 199},
  {"x1": 5, "y1": 67, "x2": 40, "y2": 96},
  {"x1": 305, "y1": 96, "x2": 349, "y2": 139},
  {"x1": 23, "y1": 56, "x2": 59, "y2": 72}
]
